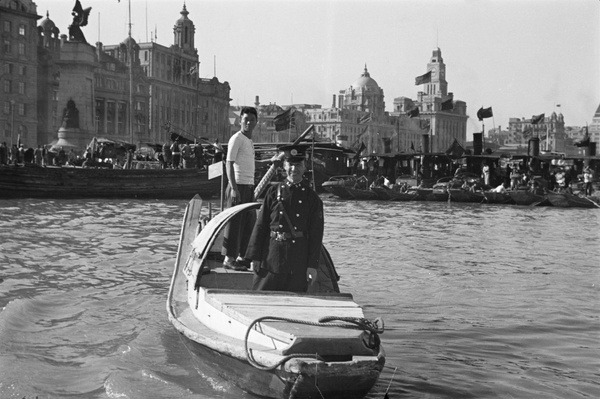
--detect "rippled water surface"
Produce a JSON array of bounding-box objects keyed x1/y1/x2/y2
[{"x1": 0, "y1": 197, "x2": 599, "y2": 399}]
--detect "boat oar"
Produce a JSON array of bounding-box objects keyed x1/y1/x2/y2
[
  {"x1": 253, "y1": 124, "x2": 315, "y2": 199},
  {"x1": 583, "y1": 196, "x2": 600, "y2": 208}
]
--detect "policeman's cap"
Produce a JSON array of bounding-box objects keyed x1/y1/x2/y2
[{"x1": 278, "y1": 145, "x2": 306, "y2": 162}]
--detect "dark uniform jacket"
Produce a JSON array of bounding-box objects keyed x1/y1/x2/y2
[{"x1": 246, "y1": 179, "x2": 324, "y2": 275}]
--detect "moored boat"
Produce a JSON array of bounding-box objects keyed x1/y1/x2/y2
[
  {"x1": 509, "y1": 190, "x2": 549, "y2": 206},
  {"x1": 167, "y1": 197, "x2": 386, "y2": 399},
  {"x1": 321, "y1": 175, "x2": 356, "y2": 199},
  {"x1": 545, "y1": 192, "x2": 600, "y2": 208},
  {"x1": 447, "y1": 188, "x2": 485, "y2": 203},
  {"x1": 0, "y1": 164, "x2": 220, "y2": 199},
  {"x1": 480, "y1": 191, "x2": 515, "y2": 205},
  {"x1": 371, "y1": 186, "x2": 417, "y2": 201}
]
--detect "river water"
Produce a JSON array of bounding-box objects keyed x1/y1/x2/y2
[{"x1": 0, "y1": 197, "x2": 598, "y2": 399}]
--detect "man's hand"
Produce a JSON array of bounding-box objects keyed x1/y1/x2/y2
[
  {"x1": 230, "y1": 187, "x2": 240, "y2": 205},
  {"x1": 307, "y1": 268, "x2": 317, "y2": 283}
]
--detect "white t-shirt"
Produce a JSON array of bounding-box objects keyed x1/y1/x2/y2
[{"x1": 226, "y1": 131, "x2": 255, "y2": 185}]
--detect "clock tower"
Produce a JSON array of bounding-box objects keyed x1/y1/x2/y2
[{"x1": 425, "y1": 48, "x2": 448, "y2": 97}]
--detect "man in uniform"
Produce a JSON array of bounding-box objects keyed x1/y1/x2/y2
[{"x1": 246, "y1": 145, "x2": 324, "y2": 292}]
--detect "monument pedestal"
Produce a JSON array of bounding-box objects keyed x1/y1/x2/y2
[{"x1": 50, "y1": 127, "x2": 87, "y2": 151}]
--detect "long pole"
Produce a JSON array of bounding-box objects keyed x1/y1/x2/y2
[
  {"x1": 10, "y1": 100, "x2": 15, "y2": 147},
  {"x1": 128, "y1": 0, "x2": 134, "y2": 146}
]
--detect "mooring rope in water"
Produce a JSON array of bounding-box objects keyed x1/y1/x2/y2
[{"x1": 244, "y1": 315, "x2": 384, "y2": 371}]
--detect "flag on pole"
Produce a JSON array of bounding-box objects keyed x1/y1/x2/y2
[
  {"x1": 477, "y1": 106, "x2": 493, "y2": 121},
  {"x1": 410, "y1": 141, "x2": 415, "y2": 152},
  {"x1": 358, "y1": 113, "x2": 372, "y2": 124},
  {"x1": 531, "y1": 113, "x2": 545, "y2": 124},
  {"x1": 273, "y1": 108, "x2": 293, "y2": 132},
  {"x1": 188, "y1": 64, "x2": 198, "y2": 76},
  {"x1": 415, "y1": 71, "x2": 432, "y2": 85},
  {"x1": 406, "y1": 107, "x2": 419, "y2": 118}
]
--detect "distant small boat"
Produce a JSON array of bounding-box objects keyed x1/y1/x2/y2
[
  {"x1": 545, "y1": 192, "x2": 600, "y2": 208},
  {"x1": 167, "y1": 197, "x2": 386, "y2": 399}
]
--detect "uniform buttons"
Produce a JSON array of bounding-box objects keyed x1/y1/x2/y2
[
  {"x1": 296, "y1": 214, "x2": 300, "y2": 217},
  {"x1": 279, "y1": 224, "x2": 283, "y2": 228},
  {"x1": 298, "y1": 200, "x2": 303, "y2": 203},
  {"x1": 279, "y1": 211, "x2": 283, "y2": 214},
  {"x1": 292, "y1": 240, "x2": 296, "y2": 244}
]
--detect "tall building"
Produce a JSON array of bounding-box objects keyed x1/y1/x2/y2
[
  {"x1": 97, "y1": 4, "x2": 231, "y2": 145},
  {"x1": 395, "y1": 48, "x2": 468, "y2": 153},
  {"x1": 0, "y1": 0, "x2": 40, "y2": 148}
]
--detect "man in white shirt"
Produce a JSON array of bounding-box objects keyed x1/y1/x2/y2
[{"x1": 222, "y1": 106, "x2": 258, "y2": 271}]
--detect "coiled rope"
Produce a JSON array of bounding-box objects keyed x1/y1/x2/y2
[{"x1": 244, "y1": 315, "x2": 384, "y2": 371}]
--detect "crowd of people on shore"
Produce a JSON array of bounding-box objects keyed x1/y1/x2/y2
[{"x1": 0, "y1": 138, "x2": 221, "y2": 170}]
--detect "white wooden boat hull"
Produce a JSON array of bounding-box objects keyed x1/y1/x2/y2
[{"x1": 167, "y1": 197, "x2": 385, "y2": 399}]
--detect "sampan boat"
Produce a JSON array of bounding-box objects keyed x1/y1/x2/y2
[{"x1": 167, "y1": 196, "x2": 385, "y2": 399}]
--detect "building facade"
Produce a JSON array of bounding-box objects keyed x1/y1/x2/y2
[
  {"x1": 2, "y1": 2, "x2": 230, "y2": 151},
  {"x1": 506, "y1": 112, "x2": 569, "y2": 154},
  {"x1": 396, "y1": 48, "x2": 468, "y2": 153},
  {"x1": 1, "y1": 0, "x2": 40, "y2": 148}
]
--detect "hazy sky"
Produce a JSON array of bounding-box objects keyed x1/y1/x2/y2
[{"x1": 38, "y1": 0, "x2": 599, "y2": 138}]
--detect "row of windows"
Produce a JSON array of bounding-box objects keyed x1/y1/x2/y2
[
  {"x1": 3, "y1": 101, "x2": 26, "y2": 116},
  {"x1": 3, "y1": 80, "x2": 26, "y2": 94},
  {"x1": 2, "y1": 40, "x2": 26, "y2": 55},
  {"x1": 2, "y1": 63, "x2": 27, "y2": 75},
  {"x1": 3, "y1": 20, "x2": 27, "y2": 36}
]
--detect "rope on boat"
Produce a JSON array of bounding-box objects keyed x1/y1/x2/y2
[{"x1": 244, "y1": 315, "x2": 384, "y2": 371}]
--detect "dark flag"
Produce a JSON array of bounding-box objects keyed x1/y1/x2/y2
[
  {"x1": 410, "y1": 141, "x2": 415, "y2": 152},
  {"x1": 477, "y1": 106, "x2": 493, "y2": 121},
  {"x1": 445, "y1": 138, "x2": 465, "y2": 158},
  {"x1": 531, "y1": 113, "x2": 545, "y2": 125},
  {"x1": 273, "y1": 108, "x2": 293, "y2": 132},
  {"x1": 406, "y1": 107, "x2": 419, "y2": 118},
  {"x1": 441, "y1": 98, "x2": 454, "y2": 111},
  {"x1": 522, "y1": 128, "x2": 533, "y2": 138},
  {"x1": 415, "y1": 71, "x2": 432, "y2": 85},
  {"x1": 420, "y1": 119, "x2": 431, "y2": 131}
]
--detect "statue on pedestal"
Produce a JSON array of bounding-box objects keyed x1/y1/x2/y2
[
  {"x1": 61, "y1": 99, "x2": 80, "y2": 129},
  {"x1": 68, "y1": 0, "x2": 91, "y2": 44}
]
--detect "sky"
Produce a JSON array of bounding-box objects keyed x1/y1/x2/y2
[{"x1": 37, "y1": 0, "x2": 600, "y2": 139}]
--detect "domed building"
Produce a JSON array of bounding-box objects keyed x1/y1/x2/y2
[{"x1": 338, "y1": 65, "x2": 385, "y2": 117}]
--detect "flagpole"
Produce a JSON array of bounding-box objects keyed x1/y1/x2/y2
[{"x1": 128, "y1": 0, "x2": 134, "y2": 147}]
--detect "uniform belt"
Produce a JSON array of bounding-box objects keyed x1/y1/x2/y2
[{"x1": 270, "y1": 231, "x2": 304, "y2": 241}]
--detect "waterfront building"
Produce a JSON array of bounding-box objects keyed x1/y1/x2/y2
[
  {"x1": 2, "y1": 2, "x2": 230, "y2": 151},
  {"x1": 302, "y1": 66, "x2": 423, "y2": 155},
  {"x1": 0, "y1": 0, "x2": 40, "y2": 148},
  {"x1": 80, "y1": 4, "x2": 231, "y2": 147},
  {"x1": 506, "y1": 112, "x2": 570, "y2": 154},
  {"x1": 397, "y1": 48, "x2": 468, "y2": 153}
]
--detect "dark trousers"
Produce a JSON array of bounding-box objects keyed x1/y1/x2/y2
[
  {"x1": 252, "y1": 268, "x2": 308, "y2": 293},
  {"x1": 221, "y1": 184, "x2": 255, "y2": 259}
]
